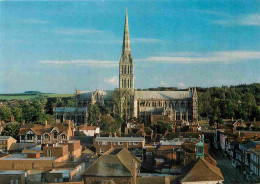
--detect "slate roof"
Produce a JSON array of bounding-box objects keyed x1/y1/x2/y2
[
  {"x1": 78, "y1": 90, "x2": 113, "y2": 100},
  {"x1": 82, "y1": 148, "x2": 140, "y2": 177},
  {"x1": 181, "y1": 158, "x2": 224, "y2": 183},
  {"x1": 135, "y1": 91, "x2": 191, "y2": 100},
  {"x1": 18, "y1": 124, "x2": 70, "y2": 135},
  {"x1": 95, "y1": 137, "x2": 145, "y2": 142},
  {"x1": 9, "y1": 143, "x2": 37, "y2": 151},
  {"x1": 240, "y1": 141, "x2": 260, "y2": 150}
]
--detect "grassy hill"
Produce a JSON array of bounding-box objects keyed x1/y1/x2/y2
[{"x1": 0, "y1": 93, "x2": 74, "y2": 100}]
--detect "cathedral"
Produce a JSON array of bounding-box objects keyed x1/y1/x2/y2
[{"x1": 55, "y1": 9, "x2": 198, "y2": 124}]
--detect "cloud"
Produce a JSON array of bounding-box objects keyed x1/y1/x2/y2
[
  {"x1": 61, "y1": 38, "x2": 122, "y2": 44},
  {"x1": 40, "y1": 60, "x2": 118, "y2": 67},
  {"x1": 23, "y1": 19, "x2": 48, "y2": 24},
  {"x1": 160, "y1": 80, "x2": 168, "y2": 87},
  {"x1": 132, "y1": 38, "x2": 164, "y2": 43},
  {"x1": 136, "y1": 51, "x2": 260, "y2": 64},
  {"x1": 177, "y1": 82, "x2": 185, "y2": 89},
  {"x1": 52, "y1": 29, "x2": 103, "y2": 35},
  {"x1": 192, "y1": 10, "x2": 233, "y2": 18},
  {"x1": 214, "y1": 14, "x2": 260, "y2": 26},
  {"x1": 104, "y1": 76, "x2": 118, "y2": 85}
]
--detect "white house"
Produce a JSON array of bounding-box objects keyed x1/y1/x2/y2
[{"x1": 79, "y1": 124, "x2": 100, "y2": 136}]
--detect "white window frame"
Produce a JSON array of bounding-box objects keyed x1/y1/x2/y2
[{"x1": 100, "y1": 148, "x2": 104, "y2": 154}]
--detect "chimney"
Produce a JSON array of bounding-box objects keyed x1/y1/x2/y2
[
  {"x1": 22, "y1": 120, "x2": 25, "y2": 125},
  {"x1": 10, "y1": 115, "x2": 15, "y2": 122},
  {"x1": 231, "y1": 117, "x2": 234, "y2": 122},
  {"x1": 114, "y1": 132, "x2": 117, "y2": 137},
  {"x1": 45, "y1": 121, "x2": 48, "y2": 126}
]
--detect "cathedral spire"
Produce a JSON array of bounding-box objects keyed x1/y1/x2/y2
[{"x1": 122, "y1": 8, "x2": 131, "y2": 54}]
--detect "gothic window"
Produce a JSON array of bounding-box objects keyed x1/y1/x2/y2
[
  {"x1": 124, "y1": 66, "x2": 126, "y2": 74},
  {"x1": 130, "y1": 80, "x2": 132, "y2": 87},
  {"x1": 124, "y1": 79, "x2": 126, "y2": 88},
  {"x1": 130, "y1": 67, "x2": 132, "y2": 74},
  {"x1": 128, "y1": 79, "x2": 130, "y2": 88}
]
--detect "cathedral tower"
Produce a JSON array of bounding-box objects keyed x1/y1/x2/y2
[{"x1": 119, "y1": 8, "x2": 134, "y2": 94}]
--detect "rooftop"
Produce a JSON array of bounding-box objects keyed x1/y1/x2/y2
[
  {"x1": 49, "y1": 169, "x2": 73, "y2": 174},
  {"x1": 135, "y1": 91, "x2": 191, "y2": 100},
  {"x1": 82, "y1": 148, "x2": 140, "y2": 177},
  {"x1": 0, "y1": 153, "x2": 56, "y2": 160},
  {"x1": 0, "y1": 170, "x2": 27, "y2": 175},
  {"x1": 181, "y1": 158, "x2": 224, "y2": 182},
  {"x1": 95, "y1": 137, "x2": 145, "y2": 142},
  {"x1": 160, "y1": 138, "x2": 199, "y2": 146}
]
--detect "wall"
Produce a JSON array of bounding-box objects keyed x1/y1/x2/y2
[{"x1": 43, "y1": 145, "x2": 68, "y2": 157}]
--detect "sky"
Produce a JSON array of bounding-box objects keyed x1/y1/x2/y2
[{"x1": 0, "y1": 0, "x2": 260, "y2": 93}]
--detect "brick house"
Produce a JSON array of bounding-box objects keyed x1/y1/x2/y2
[
  {"x1": 94, "y1": 137, "x2": 145, "y2": 159},
  {"x1": 0, "y1": 140, "x2": 82, "y2": 183},
  {"x1": 0, "y1": 136, "x2": 17, "y2": 152},
  {"x1": 82, "y1": 148, "x2": 141, "y2": 184},
  {"x1": 18, "y1": 121, "x2": 74, "y2": 144}
]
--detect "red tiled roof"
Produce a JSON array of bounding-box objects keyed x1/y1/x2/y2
[
  {"x1": 18, "y1": 124, "x2": 70, "y2": 135},
  {"x1": 182, "y1": 158, "x2": 224, "y2": 183},
  {"x1": 79, "y1": 124, "x2": 98, "y2": 131}
]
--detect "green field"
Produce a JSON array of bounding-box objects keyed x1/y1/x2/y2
[{"x1": 0, "y1": 93, "x2": 74, "y2": 100}]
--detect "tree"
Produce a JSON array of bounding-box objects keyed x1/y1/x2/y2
[
  {"x1": 0, "y1": 105, "x2": 12, "y2": 121},
  {"x1": 1, "y1": 123, "x2": 20, "y2": 140},
  {"x1": 99, "y1": 114, "x2": 122, "y2": 133},
  {"x1": 152, "y1": 120, "x2": 171, "y2": 134},
  {"x1": 11, "y1": 106, "x2": 23, "y2": 123},
  {"x1": 88, "y1": 104, "x2": 100, "y2": 125}
]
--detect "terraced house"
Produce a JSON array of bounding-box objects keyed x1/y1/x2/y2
[{"x1": 18, "y1": 121, "x2": 74, "y2": 144}]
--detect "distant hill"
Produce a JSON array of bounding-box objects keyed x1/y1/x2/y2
[{"x1": 24, "y1": 91, "x2": 42, "y2": 94}]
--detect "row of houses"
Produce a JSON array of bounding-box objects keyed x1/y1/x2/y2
[{"x1": 215, "y1": 129, "x2": 260, "y2": 182}]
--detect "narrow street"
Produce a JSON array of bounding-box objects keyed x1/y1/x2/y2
[{"x1": 210, "y1": 150, "x2": 246, "y2": 184}]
